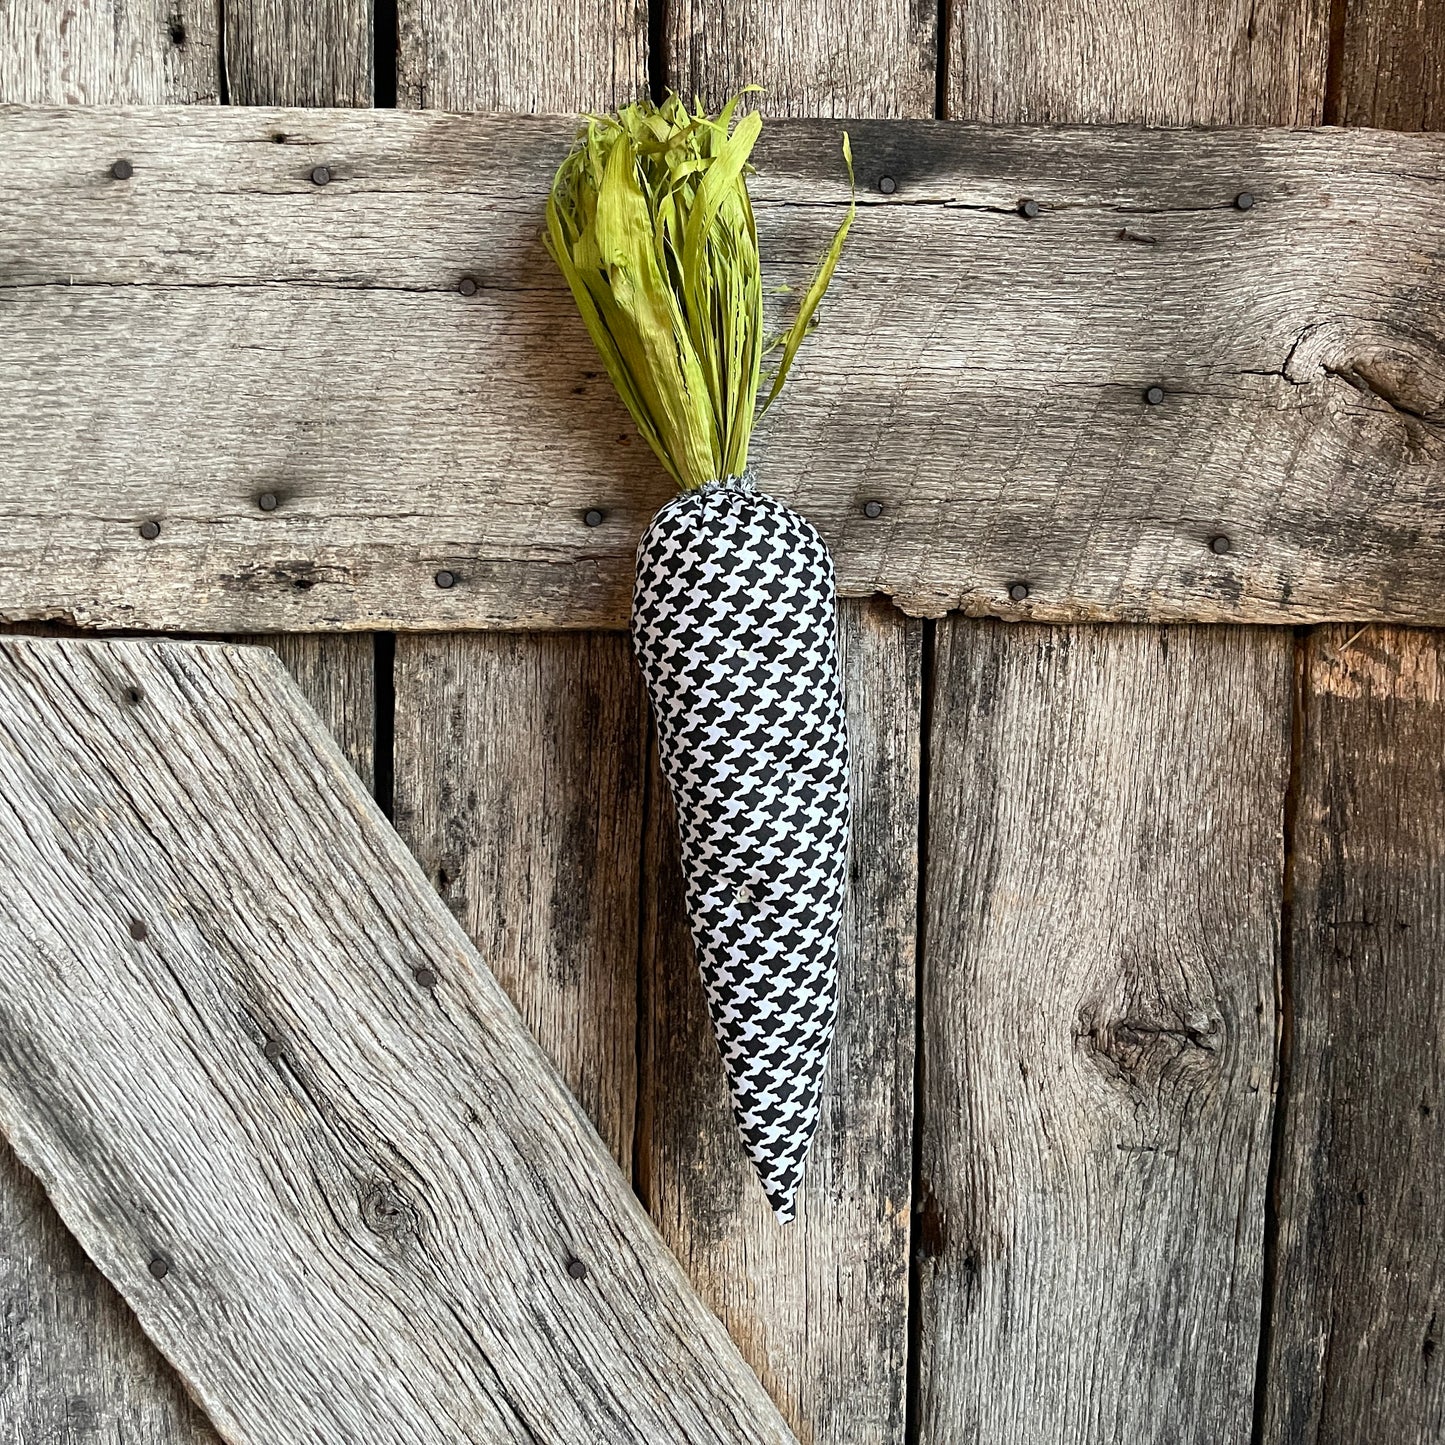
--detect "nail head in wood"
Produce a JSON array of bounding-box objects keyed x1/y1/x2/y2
[
  {"x1": 413, "y1": 967, "x2": 437, "y2": 989},
  {"x1": 1234, "y1": 192, "x2": 1255, "y2": 211},
  {"x1": 583, "y1": 509, "x2": 605, "y2": 527},
  {"x1": 147, "y1": 1254, "x2": 171, "y2": 1279},
  {"x1": 263, "y1": 1038, "x2": 283, "y2": 1060},
  {"x1": 433, "y1": 570, "x2": 456, "y2": 590},
  {"x1": 566, "y1": 1257, "x2": 588, "y2": 1280},
  {"x1": 257, "y1": 492, "x2": 279, "y2": 513},
  {"x1": 1018, "y1": 198, "x2": 1041, "y2": 219},
  {"x1": 1009, "y1": 582, "x2": 1030, "y2": 602},
  {"x1": 138, "y1": 520, "x2": 161, "y2": 540},
  {"x1": 110, "y1": 159, "x2": 134, "y2": 181},
  {"x1": 1209, "y1": 534, "x2": 1233, "y2": 554},
  {"x1": 1144, "y1": 385, "x2": 1166, "y2": 406},
  {"x1": 310, "y1": 165, "x2": 331, "y2": 186},
  {"x1": 128, "y1": 917, "x2": 148, "y2": 941},
  {"x1": 878, "y1": 175, "x2": 897, "y2": 195},
  {"x1": 863, "y1": 500, "x2": 884, "y2": 519},
  {"x1": 458, "y1": 276, "x2": 478, "y2": 297}
]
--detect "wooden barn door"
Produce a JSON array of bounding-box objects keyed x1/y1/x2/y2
[{"x1": 2, "y1": 1, "x2": 1442, "y2": 1443}]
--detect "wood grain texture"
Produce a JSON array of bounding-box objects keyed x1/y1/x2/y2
[
  {"x1": 666, "y1": 0, "x2": 934, "y2": 118},
  {"x1": 241, "y1": 632, "x2": 376, "y2": 789},
  {"x1": 0, "y1": 636, "x2": 797, "y2": 1445},
  {"x1": 0, "y1": 1, "x2": 219, "y2": 103},
  {"x1": 392, "y1": 633, "x2": 645, "y2": 1165},
  {"x1": 5, "y1": 106, "x2": 1445, "y2": 632},
  {"x1": 1334, "y1": 0, "x2": 1445, "y2": 130},
  {"x1": 223, "y1": 0, "x2": 372, "y2": 106},
  {"x1": 1262, "y1": 627, "x2": 1445, "y2": 1444},
  {"x1": 639, "y1": 22, "x2": 926, "y2": 1443},
  {"x1": 947, "y1": 0, "x2": 1329, "y2": 124},
  {"x1": 397, "y1": 0, "x2": 646, "y2": 111},
  {"x1": 641, "y1": 600, "x2": 921, "y2": 1444},
  {"x1": 917, "y1": 623, "x2": 1291, "y2": 1444},
  {"x1": 0, "y1": 1147, "x2": 217, "y2": 1445}
]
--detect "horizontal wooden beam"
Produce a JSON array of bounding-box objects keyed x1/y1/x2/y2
[
  {"x1": 0, "y1": 637, "x2": 796, "y2": 1445},
  {"x1": 2, "y1": 105, "x2": 1443, "y2": 630}
]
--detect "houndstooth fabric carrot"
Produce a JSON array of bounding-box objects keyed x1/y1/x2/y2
[{"x1": 546, "y1": 92, "x2": 854, "y2": 1221}]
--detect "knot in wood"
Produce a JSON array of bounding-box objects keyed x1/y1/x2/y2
[
  {"x1": 1075, "y1": 998, "x2": 1222, "y2": 1098},
  {"x1": 359, "y1": 1180, "x2": 418, "y2": 1241}
]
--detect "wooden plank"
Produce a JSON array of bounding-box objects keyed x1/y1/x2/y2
[
  {"x1": 641, "y1": 18, "x2": 926, "y2": 1444},
  {"x1": 1262, "y1": 627, "x2": 1445, "y2": 1443},
  {"x1": 916, "y1": 623, "x2": 1290, "y2": 1443},
  {"x1": 390, "y1": 0, "x2": 648, "y2": 1176},
  {"x1": 5, "y1": 106, "x2": 1444, "y2": 632},
  {"x1": 0, "y1": 13, "x2": 358, "y2": 1444},
  {"x1": 397, "y1": 0, "x2": 646, "y2": 111},
  {"x1": 1334, "y1": 0, "x2": 1445, "y2": 130},
  {"x1": 947, "y1": 0, "x2": 1329, "y2": 124},
  {"x1": 224, "y1": 0, "x2": 372, "y2": 107},
  {"x1": 0, "y1": 1146, "x2": 217, "y2": 1445},
  {"x1": 0, "y1": 1, "x2": 219, "y2": 103},
  {"x1": 641, "y1": 599, "x2": 920, "y2": 1443},
  {"x1": 392, "y1": 633, "x2": 644, "y2": 1164},
  {"x1": 242, "y1": 632, "x2": 376, "y2": 789},
  {"x1": 0, "y1": 636, "x2": 796, "y2": 1445},
  {"x1": 665, "y1": 0, "x2": 934, "y2": 118}
]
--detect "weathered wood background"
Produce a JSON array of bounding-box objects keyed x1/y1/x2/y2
[{"x1": 0, "y1": 1, "x2": 1441, "y2": 1443}]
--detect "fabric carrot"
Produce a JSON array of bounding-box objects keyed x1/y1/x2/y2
[{"x1": 546, "y1": 93, "x2": 854, "y2": 1222}]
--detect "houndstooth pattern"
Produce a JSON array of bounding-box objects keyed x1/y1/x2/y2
[{"x1": 632, "y1": 473, "x2": 849, "y2": 1222}]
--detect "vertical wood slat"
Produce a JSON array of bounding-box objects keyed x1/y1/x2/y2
[
  {"x1": 927, "y1": 6, "x2": 1322, "y2": 1441},
  {"x1": 1264, "y1": 627, "x2": 1445, "y2": 1443},
  {"x1": 0, "y1": 1, "x2": 219, "y2": 103},
  {"x1": 1332, "y1": 0, "x2": 1445, "y2": 130},
  {"x1": 946, "y1": 0, "x2": 1330, "y2": 123},
  {"x1": 389, "y1": 1, "x2": 648, "y2": 1163},
  {"x1": 641, "y1": 600, "x2": 921, "y2": 1444},
  {"x1": 649, "y1": 15, "x2": 929, "y2": 1445},
  {"x1": 392, "y1": 634, "x2": 645, "y2": 1166},
  {"x1": 665, "y1": 0, "x2": 935, "y2": 117},
  {"x1": 918, "y1": 624, "x2": 1291, "y2": 1443},
  {"x1": 397, "y1": 0, "x2": 647, "y2": 111},
  {"x1": 224, "y1": 0, "x2": 373, "y2": 106},
  {"x1": 0, "y1": 9, "x2": 376, "y2": 1444},
  {"x1": 1261, "y1": 15, "x2": 1445, "y2": 1445}
]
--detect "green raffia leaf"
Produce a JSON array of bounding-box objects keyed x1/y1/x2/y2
[{"x1": 544, "y1": 93, "x2": 854, "y2": 492}]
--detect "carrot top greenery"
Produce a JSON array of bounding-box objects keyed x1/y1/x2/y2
[{"x1": 545, "y1": 92, "x2": 855, "y2": 492}]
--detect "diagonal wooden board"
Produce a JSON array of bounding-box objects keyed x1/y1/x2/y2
[
  {"x1": 3, "y1": 105, "x2": 1445, "y2": 632},
  {"x1": 0, "y1": 637, "x2": 796, "y2": 1445}
]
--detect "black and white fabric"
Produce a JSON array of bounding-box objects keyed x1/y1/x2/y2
[{"x1": 632, "y1": 472, "x2": 850, "y2": 1222}]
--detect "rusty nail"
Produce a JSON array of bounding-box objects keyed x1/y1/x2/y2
[
  {"x1": 863, "y1": 500, "x2": 883, "y2": 519},
  {"x1": 1144, "y1": 385, "x2": 1166, "y2": 406},
  {"x1": 128, "y1": 917, "x2": 148, "y2": 941},
  {"x1": 434, "y1": 570, "x2": 456, "y2": 590},
  {"x1": 1209, "y1": 534, "x2": 1232, "y2": 554},
  {"x1": 139, "y1": 520, "x2": 161, "y2": 540},
  {"x1": 263, "y1": 1038, "x2": 283, "y2": 1061},
  {"x1": 566, "y1": 1257, "x2": 588, "y2": 1280},
  {"x1": 257, "y1": 492, "x2": 279, "y2": 512},
  {"x1": 584, "y1": 509, "x2": 605, "y2": 527},
  {"x1": 458, "y1": 276, "x2": 478, "y2": 297},
  {"x1": 147, "y1": 1254, "x2": 170, "y2": 1280},
  {"x1": 310, "y1": 165, "x2": 331, "y2": 186},
  {"x1": 1009, "y1": 582, "x2": 1030, "y2": 602},
  {"x1": 414, "y1": 967, "x2": 437, "y2": 988},
  {"x1": 878, "y1": 175, "x2": 897, "y2": 195},
  {"x1": 110, "y1": 159, "x2": 134, "y2": 181},
  {"x1": 1234, "y1": 192, "x2": 1255, "y2": 211},
  {"x1": 1018, "y1": 198, "x2": 1040, "y2": 219}
]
